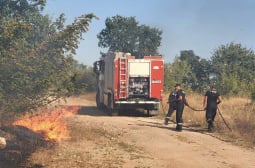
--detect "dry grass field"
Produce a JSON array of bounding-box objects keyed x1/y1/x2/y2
[{"x1": 0, "y1": 92, "x2": 255, "y2": 167}]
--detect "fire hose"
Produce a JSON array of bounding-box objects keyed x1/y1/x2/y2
[
  {"x1": 162, "y1": 102, "x2": 232, "y2": 132},
  {"x1": 187, "y1": 104, "x2": 232, "y2": 132},
  {"x1": 186, "y1": 104, "x2": 204, "y2": 111},
  {"x1": 217, "y1": 107, "x2": 232, "y2": 131}
]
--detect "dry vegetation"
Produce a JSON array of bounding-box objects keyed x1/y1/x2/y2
[
  {"x1": 24, "y1": 116, "x2": 152, "y2": 168},
  {"x1": 159, "y1": 93, "x2": 255, "y2": 148},
  {"x1": 0, "y1": 92, "x2": 255, "y2": 167}
]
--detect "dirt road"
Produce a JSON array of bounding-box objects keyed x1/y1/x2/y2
[{"x1": 27, "y1": 94, "x2": 255, "y2": 168}]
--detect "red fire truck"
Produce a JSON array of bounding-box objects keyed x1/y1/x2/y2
[{"x1": 93, "y1": 52, "x2": 164, "y2": 116}]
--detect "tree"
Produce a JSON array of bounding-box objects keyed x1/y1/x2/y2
[
  {"x1": 179, "y1": 50, "x2": 210, "y2": 92},
  {"x1": 165, "y1": 57, "x2": 192, "y2": 91},
  {"x1": 136, "y1": 24, "x2": 162, "y2": 57},
  {"x1": 70, "y1": 61, "x2": 97, "y2": 94},
  {"x1": 163, "y1": 63, "x2": 173, "y2": 92},
  {"x1": 211, "y1": 42, "x2": 255, "y2": 96},
  {"x1": 0, "y1": 0, "x2": 97, "y2": 114},
  {"x1": 97, "y1": 15, "x2": 162, "y2": 58}
]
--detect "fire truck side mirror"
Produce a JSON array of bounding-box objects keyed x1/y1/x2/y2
[
  {"x1": 93, "y1": 61, "x2": 100, "y2": 75},
  {"x1": 93, "y1": 60, "x2": 105, "y2": 75}
]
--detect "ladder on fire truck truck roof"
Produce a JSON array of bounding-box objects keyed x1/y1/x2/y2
[{"x1": 119, "y1": 57, "x2": 127, "y2": 99}]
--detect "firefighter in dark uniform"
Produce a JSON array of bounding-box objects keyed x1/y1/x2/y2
[
  {"x1": 164, "y1": 87, "x2": 178, "y2": 125},
  {"x1": 165, "y1": 84, "x2": 189, "y2": 131},
  {"x1": 203, "y1": 85, "x2": 222, "y2": 131}
]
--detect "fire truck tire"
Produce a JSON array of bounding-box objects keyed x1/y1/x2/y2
[
  {"x1": 96, "y1": 91, "x2": 103, "y2": 109},
  {"x1": 147, "y1": 110, "x2": 158, "y2": 116},
  {"x1": 110, "y1": 109, "x2": 119, "y2": 116},
  {"x1": 107, "y1": 93, "x2": 119, "y2": 116}
]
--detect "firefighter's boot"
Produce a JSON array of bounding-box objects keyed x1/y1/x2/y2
[
  {"x1": 211, "y1": 121, "x2": 214, "y2": 129},
  {"x1": 164, "y1": 117, "x2": 170, "y2": 125},
  {"x1": 208, "y1": 120, "x2": 213, "y2": 132},
  {"x1": 176, "y1": 123, "x2": 182, "y2": 131}
]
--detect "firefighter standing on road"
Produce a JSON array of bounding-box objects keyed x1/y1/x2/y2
[
  {"x1": 164, "y1": 86, "x2": 178, "y2": 125},
  {"x1": 203, "y1": 85, "x2": 222, "y2": 131},
  {"x1": 165, "y1": 84, "x2": 188, "y2": 131}
]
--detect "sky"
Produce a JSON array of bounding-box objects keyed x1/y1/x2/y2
[{"x1": 44, "y1": 0, "x2": 255, "y2": 66}]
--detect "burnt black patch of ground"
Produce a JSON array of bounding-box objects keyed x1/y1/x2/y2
[{"x1": 0, "y1": 126, "x2": 52, "y2": 168}]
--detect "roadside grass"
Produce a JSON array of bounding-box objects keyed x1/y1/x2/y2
[
  {"x1": 22, "y1": 116, "x2": 150, "y2": 168},
  {"x1": 2, "y1": 92, "x2": 254, "y2": 167},
  {"x1": 159, "y1": 93, "x2": 255, "y2": 148}
]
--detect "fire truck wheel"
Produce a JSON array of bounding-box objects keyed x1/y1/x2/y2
[
  {"x1": 146, "y1": 110, "x2": 158, "y2": 117},
  {"x1": 146, "y1": 110, "x2": 150, "y2": 116},
  {"x1": 110, "y1": 109, "x2": 119, "y2": 116},
  {"x1": 96, "y1": 91, "x2": 103, "y2": 109}
]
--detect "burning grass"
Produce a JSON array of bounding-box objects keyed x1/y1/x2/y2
[
  {"x1": 24, "y1": 115, "x2": 149, "y2": 168},
  {"x1": 0, "y1": 105, "x2": 81, "y2": 167},
  {"x1": 159, "y1": 93, "x2": 255, "y2": 148},
  {"x1": 13, "y1": 105, "x2": 80, "y2": 142}
]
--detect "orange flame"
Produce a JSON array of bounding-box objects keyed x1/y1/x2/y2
[{"x1": 13, "y1": 106, "x2": 80, "y2": 142}]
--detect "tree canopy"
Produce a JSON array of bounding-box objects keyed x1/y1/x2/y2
[
  {"x1": 179, "y1": 50, "x2": 210, "y2": 92},
  {"x1": 210, "y1": 42, "x2": 255, "y2": 95},
  {"x1": 97, "y1": 15, "x2": 162, "y2": 58},
  {"x1": 0, "y1": 0, "x2": 97, "y2": 115},
  {"x1": 166, "y1": 43, "x2": 255, "y2": 98}
]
